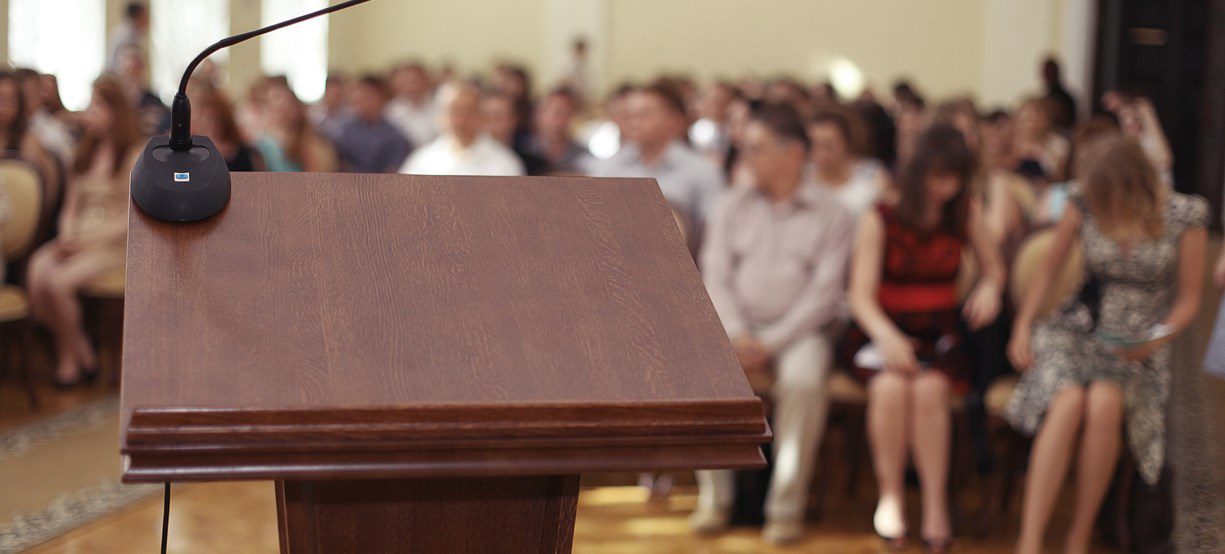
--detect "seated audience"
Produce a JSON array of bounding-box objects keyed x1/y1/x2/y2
[
  {"x1": 843, "y1": 124, "x2": 1004, "y2": 552},
  {"x1": 588, "y1": 82, "x2": 725, "y2": 251},
  {"x1": 1005, "y1": 135, "x2": 1206, "y2": 554},
  {"x1": 114, "y1": 46, "x2": 169, "y2": 136},
  {"x1": 27, "y1": 77, "x2": 143, "y2": 387},
  {"x1": 693, "y1": 103, "x2": 855, "y2": 544},
  {"x1": 256, "y1": 85, "x2": 337, "y2": 172},
  {"x1": 386, "y1": 62, "x2": 440, "y2": 148},
  {"x1": 522, "y1": 88, "x2": 592, "y2": 175},
  {"x1": 482, "y1": 92, "x2": 548, "y2": 175},
  {"x1": 400, "y1": 82, "x2": 524, "y2": 176},
  {"x1": 334, "y1": 75, "x2": 412, "y2": 173},
  {"x1": 310, "y1": 73, "x2": 352, "y2": 143},
  {"x1": 1014, "y1": 97, "x2": 1069, "y2": 181},
  {"x1": 192, "y1": 87, "x2": 264, "y2": 172},
  {"x1": 807, "y1": 106, "x2": 890, "y2": 215}
]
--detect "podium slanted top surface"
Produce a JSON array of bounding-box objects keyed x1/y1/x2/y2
[{"x1": 120, "y1": 172, "x2": 767, "y2": 482}]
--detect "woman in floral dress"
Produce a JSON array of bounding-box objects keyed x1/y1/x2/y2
[{"x1": 1006, "y1": 135, "x2": 1208, "y2": 554}]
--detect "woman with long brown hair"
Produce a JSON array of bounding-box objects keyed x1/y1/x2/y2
[
  {"x1": 1006, "y1": 135, "x2": 1207, "y2": 553},
  {"x1": 193, "y1": 85, "x2": 264, "y2": 172},
  {"x1": 255, "y1": 84, "x2": 337, "y2": 172},
  {"x1": 844, "y1": 124, "x2": 1005, "y2": 552},
  {"x1": 27, "y1": 76, "x2": 144, "y2": 387}
]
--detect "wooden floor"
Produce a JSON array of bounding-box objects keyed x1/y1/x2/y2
[{"x1": 26, "y1": 480, "x2": 1078, "y2": 554}]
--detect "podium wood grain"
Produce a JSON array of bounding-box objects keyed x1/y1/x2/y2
[{"x1": 120, "y1": 172, "x2": 767, "y2": 552}]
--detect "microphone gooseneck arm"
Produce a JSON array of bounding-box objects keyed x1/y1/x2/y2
[{"x1": 168, "y1": 0, "x2": 375, "y2": 151}]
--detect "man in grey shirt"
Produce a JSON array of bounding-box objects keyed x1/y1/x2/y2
[
  {"x1": 587, "y1": 83, "x2": 724, "y2": 253},
  {"x1": 692, "y1": 104, "x2": 855, "y2": 545}
]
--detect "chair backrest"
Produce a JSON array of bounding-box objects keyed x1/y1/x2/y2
[
  {"x1": 0, "y1": 159, "x2": 44, "y2": 262},
  {"x1": 1010, "y1": 228, "x2": 1084, "y2": 319}
]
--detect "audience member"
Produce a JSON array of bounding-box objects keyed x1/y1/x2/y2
[
  {"x1": 310, "y1": 74, "x2": 352, "y2": 143},
  {"x1": 523, "y1": 88, "x2": 591, "y2": 175},
  {"x1": 807, "y1": 106, "x2": 889, "y2": 215},
  {"x1": 843, "y1": 124, "x2": 1004, "y2": 552},
  {"x1": 588, "y1": 82, "x2": 725, "y2": 252},
  {"x1": 688, "y1": 81, "x2": 738, "y2": 167},
  {"x1": 579, "y1": 84, "x2": 634, "y2": 161},
  {"x1": 256, "y1": 85, "x2": 337, "y2": 172},
  {"x1": 401, "y1": 82, "x2": 524, "y2": 176},
  {"x1": 893, "y1": 89, "x2": 927, "y2": 169},
  {"x1": 693, "y1": 103, "x2": 855, "y2": 545},
  {"x1": 1014, "y1": 97, "x2": 1069, "y2": 181},
  {"x1": 107, "y1": 2, "x2": 149, "y2": 72},
  {"x1": 386, "y1": 62, "x2": 440, "y2": 148},
  {"x1": 1041, "y1": 57, "x2": 1077, "y2": 131},
  {"x1": 560, "y1": 37, "x2": 593, "y2": 108},
  {"x1": 482, "y1": 92, "x2": 548, "y2": 175},
  {"x1": 236, "y1": 76, "x2": 281, "y2": 143},
  {"x1": 0, "y1": 71, "x2": 60, "y2": 195},
  {"x1": 1006, "y1": 135, "x2": 1207, "y2": 554},
  {"x1": 114, "y1": 46, "x2": 170, "y2": 136},
  {"x1": 334, "y1": 75, "x2": 411, "y2": 173},
  {"x1": 853, "y1": 92, "x2": 898, "y2": 169},
  {"x1": 979, "y1": 109, "x2": 1017, "y2": 172},
  {"x1": 192, "y1": 87, "x2": 264, "y2": 172},
  {"x1": 493, "y1": 63, "x2": 534, "y2": 145},
  {"x1": 14, "y1": 69, "x2": 76, "y2": 168},
  {"x1": 27, "y1": 76, "x2": 143, "y2": 387}
]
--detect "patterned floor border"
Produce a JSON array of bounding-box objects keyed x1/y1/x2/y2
[
  {"x1": 0, "y1": 480, "x2": 161, "y2": 553},
  {"x1": 0, "y1": 395, "x2": 161, "y2": 552},
  {"x1": 0, "y1": 397, "x2": 121, "y2": 461}
]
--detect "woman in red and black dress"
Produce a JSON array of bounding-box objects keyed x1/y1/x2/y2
[{"x1": 843, "y1": 124, "x2": 1005, "y2": 552}]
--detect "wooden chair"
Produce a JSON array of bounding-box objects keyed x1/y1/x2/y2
[
  {"x1": 82, "y1": 267, "x2": 126, "y2": 387},
  {"x1": 0, "y1": 159, "x2": 45, "y2": 408}
]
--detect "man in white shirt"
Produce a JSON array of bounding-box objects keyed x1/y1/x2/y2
[
  {"x1": 400, "y1": 82, "x2": 524, "y2": 177},
  {"x1": 386, "y1": 62, "x2": 440, "y2": 148}
]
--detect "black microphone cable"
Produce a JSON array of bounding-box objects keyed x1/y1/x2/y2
[{"x1": 160, "y1": 482, "x2": 171, "y2": 554}]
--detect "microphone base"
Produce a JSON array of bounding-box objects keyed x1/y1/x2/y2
[{"x1": 131, "y1": 135, "x2": 231, "y2": 222}]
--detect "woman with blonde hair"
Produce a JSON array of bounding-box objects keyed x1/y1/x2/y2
[
  {"x1": 27, "y1": 76, "x2": 144, "y2": 386},
  {"x1": 1006, "y1": 135, "x2": 1207, "y2": 553}
]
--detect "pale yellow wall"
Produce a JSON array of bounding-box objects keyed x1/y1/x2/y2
[
  {"x1": 328, "y1": 0, "x2": 549, "y2": 80},
  {"x1": 326, "y1": 0, "x2": 995, "y2": 101},
  {"x1": 604, "y1": 0, "x2": 986, "y2": 100},
  {"x1": 9, "y1": 0, "x2": 1084, "y2": 110}
]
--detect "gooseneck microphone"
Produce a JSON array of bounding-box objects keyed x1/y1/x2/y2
[{"x1": 131, "y1": 0, "x2": 375, "y2": 222}]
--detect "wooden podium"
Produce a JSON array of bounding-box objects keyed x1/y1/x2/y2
[{"x1": 120, "y1": 173, "x2": 768, "y2": 552}]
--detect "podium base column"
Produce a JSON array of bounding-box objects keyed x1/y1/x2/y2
[{"x1": 276, "y1": 474, "x2": 580, "y2": 553}]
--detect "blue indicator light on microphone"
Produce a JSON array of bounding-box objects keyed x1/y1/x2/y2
[{"x1": 174, "y1": 172, "x2": 191, "y2": 182}]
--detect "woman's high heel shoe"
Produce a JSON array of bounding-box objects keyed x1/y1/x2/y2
[
  {"x1": 922, "y1": 537, "x2": 953, "y2": 554},
  {"x1": 875, "y1": 529, "x2": 907, "y2": 551}
]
